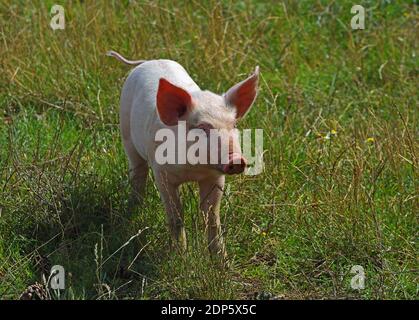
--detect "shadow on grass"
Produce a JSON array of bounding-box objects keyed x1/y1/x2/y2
[{"x1": 2, "y1": 166, "x2": 236, "y2": 299}]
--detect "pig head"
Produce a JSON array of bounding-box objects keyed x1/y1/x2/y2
[{"x1": 108, "y1": 50, "x2": 259, "y2": 258}]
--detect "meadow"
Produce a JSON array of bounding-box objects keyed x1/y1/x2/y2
[{"x1": 0, "y1": 0, "x2": 417, "y2": 299}]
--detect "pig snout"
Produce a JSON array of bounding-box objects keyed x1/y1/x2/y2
[{"x1": 221, "y1": 153, "x2": 247, "y2": 175}]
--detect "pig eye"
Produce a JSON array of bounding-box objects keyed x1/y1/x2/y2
[{"x1": 196, "y1": 123, "x2": 213, "y2": 135}]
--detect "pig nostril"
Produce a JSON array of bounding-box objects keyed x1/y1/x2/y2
[{"x1": 223, "y1": 155, "x2": 247, "y2": 174}]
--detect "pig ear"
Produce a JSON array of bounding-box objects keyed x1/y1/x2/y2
[
  {"x1": 156, "y1": 78, "x2": 193, "y2": 126},
  {"x1": 224, "y1": 66, "x2": 259, "y2": 119}
]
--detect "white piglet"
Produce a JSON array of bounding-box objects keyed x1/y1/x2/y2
[{"x1": 108, "y1": 50, "x2": 259, "y2": 257}]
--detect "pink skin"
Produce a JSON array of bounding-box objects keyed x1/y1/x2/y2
[{"x1": 110, "y1": 51, "x2": 259, "y2": 257}]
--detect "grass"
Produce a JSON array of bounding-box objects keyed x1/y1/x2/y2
[{"x1": 0, "y1": 0, "x2": 417, "y2": 299}]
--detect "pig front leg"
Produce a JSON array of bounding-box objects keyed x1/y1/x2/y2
[
  {"x1": 199, "y1": 175, "x2": 227, "y2": 259},
  {"x1": 154, "y1": 170, "x2": 187, "y2": 251}
]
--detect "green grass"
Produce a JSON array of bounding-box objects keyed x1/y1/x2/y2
[{"x1": 0, "y1": 0, "x2": 417, "y2": 299}]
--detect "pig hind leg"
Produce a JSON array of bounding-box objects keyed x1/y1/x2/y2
[{"x1": 123, "y1": 138, "x2": 148, "y2": 208}]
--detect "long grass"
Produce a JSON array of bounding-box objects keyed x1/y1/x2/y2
[{"x1": 0, "y1": 0, "x2": 417, "y2": 299}]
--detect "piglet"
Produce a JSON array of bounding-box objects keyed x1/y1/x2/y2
[{"x1": 107, "y1": 50, "x2": 259, "y2": 257}]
